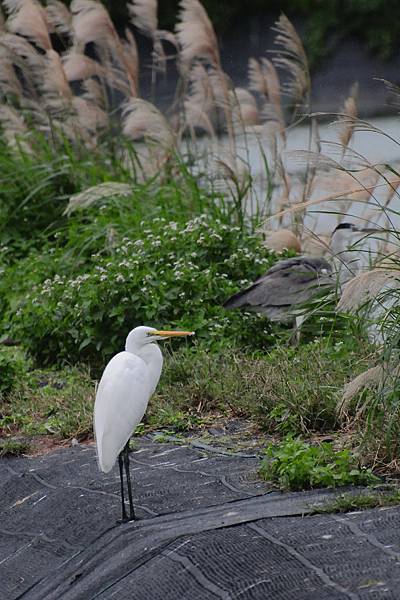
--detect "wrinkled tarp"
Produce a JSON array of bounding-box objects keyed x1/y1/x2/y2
[{"x1": 2, "y1": 438, "x2": 400, "y2": 599}]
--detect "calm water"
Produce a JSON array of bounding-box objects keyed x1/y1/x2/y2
[{"x1": 196, "y1": 116, "x2": 400, "y2": 233}]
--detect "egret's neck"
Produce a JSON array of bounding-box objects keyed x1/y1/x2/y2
[
  {"x1": 126, "y1": 339, "x2": 163, "y2": 395},
  {"x1": 134, "y1": 342, "x2": 161, "y2": 366}
]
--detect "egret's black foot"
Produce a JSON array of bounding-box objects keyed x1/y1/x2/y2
[{"x1": 117, "y1": 515, "x2": 136, "y2": 524}]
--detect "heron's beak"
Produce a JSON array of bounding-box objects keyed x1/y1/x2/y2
[
  {"x1": 150, "y1": 330, "x2": 194, "y2": 338},
  {"x1": 359, "y1": 227, "x2": 383, "y2": 234}
]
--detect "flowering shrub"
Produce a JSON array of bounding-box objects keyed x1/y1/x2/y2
[{"x1": 11, "y1": 215, "x2": 282, "y2": 365}]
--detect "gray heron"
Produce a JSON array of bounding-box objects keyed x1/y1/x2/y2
[{"x1": 223, "y1": 222, "x2": 379, "y2": 324}]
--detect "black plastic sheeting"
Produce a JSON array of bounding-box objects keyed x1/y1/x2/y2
[{"x1": 2, "y1": 439, "x2": 400, "y2": 599}]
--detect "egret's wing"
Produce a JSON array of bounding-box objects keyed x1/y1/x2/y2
[
  {"x1": 224, "y1": 256, "x2": 333, "y2": 320},
  {"x1": 94, "y1": 351, "x2": 151, "y2": 473}
]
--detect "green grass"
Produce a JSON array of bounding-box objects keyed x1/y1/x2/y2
[
  {"x1": 0, "y1": 438, "x2": 30, "y2": 458},
  {"x1": 153, "y1": 337, "x2": 372, "y2": 435},
  {"x1": 312, "y1": 488, "x2": 400, "y2": 514},
  {"x1": 0, "y1": 336, "x2": 372, "y2": 442},
  {"x1": 0, "y1": 367, "x2": 95, "y2": 440}
]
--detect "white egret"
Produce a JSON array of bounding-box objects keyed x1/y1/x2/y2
[{"x1": 94, "y1": 325, "x2": 194, "y2": 522}]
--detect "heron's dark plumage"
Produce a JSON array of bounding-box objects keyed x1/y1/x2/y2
[{"x1": 223, "y1": 256, "x2": 334, "y2": 322}]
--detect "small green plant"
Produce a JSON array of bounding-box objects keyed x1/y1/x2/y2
[
  {"x1": 0, "y1": 347, "x2": 29, "y2": 397},
  {"x1": 148, "y1": 407, "x2": 205, "y2": 432},
  {"x1": 152, "y1": 431, "x2": 184, "y2": 444},
  {"x1": 260, "y1": 435, "x2": 379, "y2": 490},
  {"x1": 313, "y1": 488, "x2": 400, "y2": 514},
  {"x1": 0, "y1": 438, "x2": 30, "y2": 457}
]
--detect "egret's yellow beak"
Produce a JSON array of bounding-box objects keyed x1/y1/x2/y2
[{"x1": 149, "y1": 330, "x2": 194, "y2": 337}]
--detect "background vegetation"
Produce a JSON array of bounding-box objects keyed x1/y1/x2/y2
[{"x1": 79, "y1": 0, "x2": 400, "y2": 62}]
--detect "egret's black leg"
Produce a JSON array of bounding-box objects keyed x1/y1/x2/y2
[
  {"x1": 118, "y1": 452, "x2": 128, "y2": 522},
  {"x1": 123, "y1": 441, "x2": 136, "y2": 521}
]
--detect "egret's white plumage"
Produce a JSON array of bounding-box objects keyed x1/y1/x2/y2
[
  {"x1": 93, "y1": 325, "x2": 193, "y2": 521},
  {"x1": 95, "y1": 351, "x2": 153, "y2": 473}
]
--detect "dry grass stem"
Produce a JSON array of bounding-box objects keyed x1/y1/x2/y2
[{"x1": 267, "y1": 177, "x2": 400, "y2": 225}]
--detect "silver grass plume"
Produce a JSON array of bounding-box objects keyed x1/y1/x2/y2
[
  {"x1": 248, "y1": 57, "x2": 285, "y2": 138},
  {"x1": 46, "y1": 0, "x2": 72, "y2": 36},
  {"x1": 230, "y1": 87, "x2": 259, "y2": 129},
  {"x1": 128, "y1": 0, "x2": 176, "y2": 76},
  {"x1": 0, "y1": 31, "x2": 45, "y2": 100},
  {"x1": 0, "y1": 43, "x2": 24, "y2": 98},
  {"x1": 183, "y1": 63, "x2": 230, "y2": 137},
  {"x1": 175, "y1": 0, "x2": 220, "y2": 73},
  {"x1": 262, "y1": 229, "x2": 301, "y2": 253},
  {"x1": 64, "y1": 182, "x2": 132, "y2": 216},
  {"x1": 0, "y1": 104, "x2": 31, "y2": 151},
  {"x1": 337, "y1": 269, "x2": 400, "y2": 314},
  {"x1": 70, "y1": 0, "x2": 138, "y2": 96},
  {"x1": 4, "y1": 0, "x2": 52, "y2": 51},
  {"x1": 62, "y1": 49, "x2": 105, "y2": 81},
  {"x1": 122, "y1": 98, "x2": 174, "y2": 148},
  {"x1": 339, "y1": 364, "x2": 400, "y2": 418},
  {"x1": 336, "y1": 83, "x2": 358, "y2": 152},
  {"x1": 272, "y1": 14, "x2": 310, "y2": 111},
  {"x1": 41, "y1": 48, "x2": 73, "y2": 115}
]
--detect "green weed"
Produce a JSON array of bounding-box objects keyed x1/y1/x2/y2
[
  {"x1": 260, "y1": 435, "x2": 379, "y2": 490},
  {"x1": 312, "y1": 488, "x2": 400, "y2": 514},
  {"x1": 1, "y1": 367, "x2": 94, "y2": 440},
  {"x1": 0, "y1": 347, "x2": 29, "y2": 396},
  {"x1": 0, "y1": 438, "x2": 30, "y2": 457}
]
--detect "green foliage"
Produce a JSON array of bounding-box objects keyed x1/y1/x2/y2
[
  {"x1": 10, "y1": 215, "x2": 279, "y2": 365},
  {"x1": 66, "y1": 0, "x2": 400, "y2": 62},
  {"x1": 313, "y1": 489, "x2": 400, "y2": 514},
  {"x1": 0, "y1": 438, "x2": 30, "y2": 458},
  {"x1": 255, "y1": 338, "x2": 369, "y2": 435},
  {"x1": 260, "y1": 436, "x2": 379, "y2": 490},
  {"x1": 0, "y1": 367, "x2": 94, "y2": 439},
  {"x1": 150, "y1": 337, "x2": 371, "y2": 436},
  {"x1": 147, "y1": 407, "x2": 205, "y2": 432},
  {"x1": 0, "y1": 347, "x2": 29, "y2": 397},
  {"x1": 0, "y1": 135, "x2": 128, "y2": 260}
]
